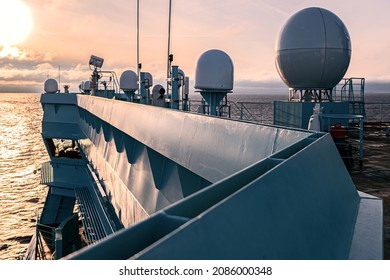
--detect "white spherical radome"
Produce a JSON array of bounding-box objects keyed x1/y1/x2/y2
[
  {"x1": 275, "y1": 7, "x2": 351, "y2": 90},
  {"x1": 119, "y1": 70, "x2": 139, "y2": 91},
  {"x1": 44, "y1": 79, "x2": 59, "y2": 94},
  {"x1": 195, "y1": 49, "x2": 234, "y2": 91}
]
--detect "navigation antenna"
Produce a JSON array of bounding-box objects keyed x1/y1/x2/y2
[
  {"x1": 136, "y1": 0, "x2": 141, "y2": 78},
  {"x1": 58, "y1": 65, "x2": 61, "y2": 92},
  {"x1": 167, "y1": 0, "x2": 173, "y2": 84}
]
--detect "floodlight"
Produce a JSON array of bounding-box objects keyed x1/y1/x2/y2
[{"x1": 89, "y1": 55, "x2": 104, "y2": 68}]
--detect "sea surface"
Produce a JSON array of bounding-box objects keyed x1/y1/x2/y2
[
  {"x1": 0, "y1": 91, "x2": 389, "y2": 260},
  {"x1": 0, "y1": 93, "x2": 48, "y2": 260}
]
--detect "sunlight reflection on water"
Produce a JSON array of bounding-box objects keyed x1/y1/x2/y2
[{"x1": 0, "y1": 93, "x2": 48, "y2": 260}]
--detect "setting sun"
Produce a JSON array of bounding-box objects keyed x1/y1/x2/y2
[{"x1": 0, "y1": 0, "x2": 32, "y2": 46}]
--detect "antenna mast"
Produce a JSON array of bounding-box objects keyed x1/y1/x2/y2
[
  {"x1": 58, "y1": 65, "x2": 61, "y2": 92},
  {"x1": 137, "y1": 0, "x2": 140, "y2": 77},
  {"x1": 167, "y1": 0, "x2": 173, "y2": 80}
]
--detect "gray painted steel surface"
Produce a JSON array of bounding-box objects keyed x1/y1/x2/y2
[{"x1": 39, "y1": 93, "x2": 383, "y2": 259}]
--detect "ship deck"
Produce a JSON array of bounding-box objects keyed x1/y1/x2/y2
[
  {"x1": 349, "y1": 122, "x2": 390, "y2": 259},
  {"x1": 34, "y1": 92, "x2": 388, "y2": 259}
]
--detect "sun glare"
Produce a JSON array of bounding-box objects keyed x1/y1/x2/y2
[{"x1": 0, "y1": 0, "x2": 32, "y2": 46}]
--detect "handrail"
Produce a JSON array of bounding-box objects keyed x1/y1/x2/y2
[
  {"x1": 227, "y1": 101, "x2": 254, "y2": 121},
  {"x1": 335, "y1": 77, "x2": 365, "y2": 103},
  {"x1": 34, "y1": 221, "x2": 56, "y2": 260},
  {"x1": 97, "y1": 70, "x2": 120, "y2": 93},
  {"x1": 235, "y1": 101, "x2": 271, "y2": 123},
  {"x1": 230, "y1": 100, "x2": 388, "y2": 124},
  {"x1": 89, "y1": 86, "x2": 388, "y2": 124}
]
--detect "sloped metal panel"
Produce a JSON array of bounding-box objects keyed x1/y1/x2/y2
[{"x1": 77, "y1": 95, "x2": 312, "y2": 182}]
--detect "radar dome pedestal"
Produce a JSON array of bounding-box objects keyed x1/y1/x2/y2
[
  {"x1": 275, "y1": 7, "x2": 351, "y2": 95},
  {"x1": 195, "y1": 49, "x2": 234, "y2": 116}
]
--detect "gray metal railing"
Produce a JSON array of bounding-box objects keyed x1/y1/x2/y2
[
  {"x1": 231, "y1": 101, "x2": 389, "y2": 124},
  {"x1": 97, "y1": 70, "x2": 120, "y2": 93},
  {"x1": 180, "y1": 98, "x2": 389, "y2": 125},
  {"x1": 320, "y1": 114, "x2": 364, "y2": 166},
  {"x1": 336, "y1": 77, "x2": 365, "y2": 103},
  {"x1": 234, "y1": 102, "x2": 273, "y2": 124},
  {"x1": 187, "y1": 99, "x2": 272, "y2": 124},
  {"x1": 35, "y1": 222, "x2": 56, "y2": 260}
]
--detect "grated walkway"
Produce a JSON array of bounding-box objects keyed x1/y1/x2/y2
[{"x1": 74, "y1": 187, "x2": 109, "y2": 245}]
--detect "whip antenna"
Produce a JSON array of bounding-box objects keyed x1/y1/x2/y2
[
  {"x1": 167, "y1": 0, "x2": 172, "y2": 80},
  {"x1": 137, "y1": 0, "x2": 140, "y2": 77}
]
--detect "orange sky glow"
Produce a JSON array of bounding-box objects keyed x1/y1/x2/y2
[{"x1": 1, "y1": 0, "x2": 390, "y2": 94}]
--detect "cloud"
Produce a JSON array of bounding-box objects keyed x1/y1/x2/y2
[
  {"x1": 0, "y1": 45, "x2": 26, "y2": 59},
  {"x1": 3, "y1": 0, "x2": 390, "y2": 95},
  {"x1": 222, "y1": 22, "x2": 250, "y2": 38},
  {"x1": 0, "y1": 45, "x2": 89, "y2": 92},
  {"x1": 260, "y1": 0, "x2": 290, "y2": 17}
]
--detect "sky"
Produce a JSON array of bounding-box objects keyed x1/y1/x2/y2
[{"x1": 1, "y1": 0, "x2": 390, "y2": 94}]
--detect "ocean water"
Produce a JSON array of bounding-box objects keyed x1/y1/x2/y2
[
  {"x1": 0, "y1": 91, "x2": 389, "y2": 260},
  {"x1": 0, "y1": 93, "x2": 48, "y2": 260}
]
